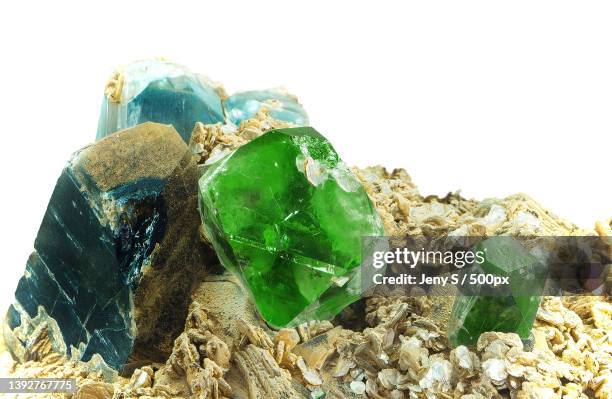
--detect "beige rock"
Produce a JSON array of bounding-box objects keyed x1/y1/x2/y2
[
  {"x1": 74, "y1": 382, "x2": 115, "y2": 399},
  {"x1": 1, "y1": 113, "x2": 609, "y2": 399},
  {"x1": 292, "y1": 327, "x2": 342, "y2": 370}
]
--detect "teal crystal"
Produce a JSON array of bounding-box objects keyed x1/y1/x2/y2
[
  {"x1": 96, "y1": 59, "x2": 224, "y2": 142},
  {"x1": 223, "y1": 89, "x2": 309, "y2": 126}
]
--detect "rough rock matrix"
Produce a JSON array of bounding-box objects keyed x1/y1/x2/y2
[{"x1": 2, "y1": 110, "x2": 609, "y2": 399}]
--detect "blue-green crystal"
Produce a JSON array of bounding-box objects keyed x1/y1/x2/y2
[
  {"x1": 96, "y1": 59, "x2": 224, "y2": 143},
  {"x1": 223, "y1": 89, "x2": 308, "y2": 126}
]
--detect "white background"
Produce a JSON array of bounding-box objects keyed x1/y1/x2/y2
[{"x1": 0, "y1": 1, "x2": 610, "y2": 311}]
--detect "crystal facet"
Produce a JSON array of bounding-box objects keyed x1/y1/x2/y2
[
  {"x1": 447, "y1": 237, "x2": 546, "y2": 347},
  {"x1": 96, "y1": 59, "x2": 225, "y2": 143},
  {"x1": 6, "y1": 123, "x2": 208, "y2": 370},
  {"x1": 223, "y1": 89, "x2": 309, "y2": 126},
  {"x1": 198, "y1": 127, "x2": 383, "y2": 328}
]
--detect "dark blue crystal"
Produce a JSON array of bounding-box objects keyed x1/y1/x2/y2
[{"x1": 7, "y1": 123, "x2": 189, "y2": 370}]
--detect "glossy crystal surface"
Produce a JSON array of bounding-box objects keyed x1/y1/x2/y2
[
  {"x1": 96, "y1": 59, "x2": 224, "y2": 142},
  {"x1": 198, "y1": 127, "x2": 383, "y2": 327},
  {"x1": 448, "y1": 237, "x2": 546, "y2": 347},
  {"x1": 7, "y1": 123, "x2": 188, "y2": 370},
  {"x1": 223, "y1": 89, "x2": 308, "y2": 126}
]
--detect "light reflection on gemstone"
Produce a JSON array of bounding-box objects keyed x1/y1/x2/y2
[
  {"x1": 96, "y1": 59, "x2": 224, "y2": 142},
  {"x1": 198, "y1": 127, "x2": 383, "y2": 327},
  {"x1": 223, "y1": 89, "x2": 309, "y2": 126}
]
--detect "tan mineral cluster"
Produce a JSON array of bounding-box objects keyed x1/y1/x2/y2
[{"x1": 1, "y1": 109, "x2": 610, "y2": 399}]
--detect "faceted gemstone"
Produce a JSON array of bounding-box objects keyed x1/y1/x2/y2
[
  {"x1": 5, "y1": 123, "x2": 210, "y2": 371},
  {"x1": 223, "y1": 89, "x2": 309, "y2": 126},
  {"x1": 198, "y1": 127, "x2": 384, "y2": 328},
  {"x1": 447, "y1": 237, "x2": 547, "y2": 347},
  {"x1": 96, "y1": 59, "x2": 225, "y2": 142}
]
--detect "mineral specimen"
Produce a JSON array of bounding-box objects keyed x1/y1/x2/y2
[
  {"x1": 198, "y1": 127, "x2": 384, "y2": 327},
  {"x1": 96, "y1": 59, "x2": 225, "y2": 142},
  {"x1": 447, "y1": 237, "x2": 547, "y2": 347},
  {"x1": 3, "y1": 153, "x2": 610, "y2": 399},
  {"x1": 223, "y1": 89, "x2": 309, "y2": 126},
  {"x1": 3, "y1": 59, "x2": 610, "y2": 399},
  {"x1": 5, "y1": 123, "x2": 210, "y2": 371}
]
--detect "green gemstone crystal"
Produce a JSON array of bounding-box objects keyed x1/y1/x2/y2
[
  {"x1": 198, "y1": 127, "x2": 384, "y2": 327},
  {"x1": 447, "y1": 237, "x2": 547, "y2": 347}
]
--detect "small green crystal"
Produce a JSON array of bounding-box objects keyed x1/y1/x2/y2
[
  {"x1": 198, "y1": 127, "x2": 384, "y2": 327},
  {"x1": 447, "y1": 237, "x2": 547, "y2": 347}
]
